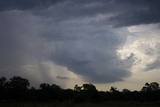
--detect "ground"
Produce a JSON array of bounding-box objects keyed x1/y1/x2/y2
[{"x1": 0, "y1": 102, "x2": 160, "y2": 107}]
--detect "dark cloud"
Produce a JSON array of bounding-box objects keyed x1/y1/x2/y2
[
  {"x1": 30, "y1": 0, "x2": 160, "y2": 27},
  {"x1": 106, "y1": 0, "x2": 160, "y2": 27},
  {"x1": 0, "y1": 11, "x2": 55, "y2": 87},
  {"x1": 0, "y1": 0, "x2": 65, "y2": 11},
  {"x1": 1, "y1": 0, "x2": 159, "y2": 86},
  {"x1": 56, "y1": 76, "x2": 70, "y2": 80},
  {"x1": 145, "y1": 60, "x2": 160, "y2": 71},
  {"x1": 109, "y1": 8, "x2": 160, "y2": 27},
  {"x1": 1, "y1": 0, "x2": 160, "y2": 26},
  {"x1": 0, "y1": 6, "x2": 131, "y2": 84},
  {"x1": 0, "y1": 11, "x2": 45, "y2": 66},
  {"x1": 49, "y1": 28, "x2": 131, "y2": 83}
]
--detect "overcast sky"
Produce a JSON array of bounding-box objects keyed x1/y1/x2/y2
[{"x1": 0, "y1": 0, "x2": 160, "y2": 91}]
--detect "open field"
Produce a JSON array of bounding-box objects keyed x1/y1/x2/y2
[{"x1": 1, "y1": 102, "x2": 160, "y2": 107}]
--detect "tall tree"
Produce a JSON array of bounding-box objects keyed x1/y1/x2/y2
[
  {"x1": 0, "y1": 77, "x2": 7, "y2": 99},
  {"x1": 141, "y1": 82, "x2": 159, "y2": 92}
]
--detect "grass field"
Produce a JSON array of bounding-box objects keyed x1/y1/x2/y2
[{"x1": 0, "y1": 102, "x2": 160, "y2": 107}]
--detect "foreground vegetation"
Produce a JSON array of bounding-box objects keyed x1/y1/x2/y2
[
  {"x1": 1, "y1": 102, "x2": 160, "y2": 107},
  {"x1": 0, "y1": 76, "x2": 160, "y2": 104}
]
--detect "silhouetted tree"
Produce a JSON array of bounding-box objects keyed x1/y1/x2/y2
[
  {"x1": 0, "y1": 77, "x2": 6, "y2": 87},
  {"x1": 39, "y1": 83, "x2": 62, "y2": 101},
  {"x1": 110, "y1": 87, "x2": 119, "y2": 93},
  {"x1": 39, "y1": 83, "x2": 51, "y2": 101},
  {"x1": 5, "y1": 76, "x2": 30, "y2": 100},
  {"x1": 74, "y1": 84, "x2": 82, "y2": 92},
  {"x1": 1, "y1": 75, "x2": 160, "y2": 103},
  {"x1": 141, "y1": 82, "x2": 159, "y2": 92},
  {"x1": 51, "y1": 84, "x2": 61, "y2": 90},
  {"x1": 110, "y1": 87, "x2": 121, "y2": 101},
  {"x1": 82, "y1": 83, "x2": 98, "y2": 102},
  {"x1": 82, "y1": 83, "x2": 97, "y2": 92},
  {"x1": 40, "y1": 83, "x2": 50, "y2": 90},
  {"x1": 62, "y1": 89, "x2": 75, "y2": 102},
  {"x1": 73, "y1": 83, "x2": 99, "y2": 102},
  {"x1": 9, "y1": 76, "x2": 29, "y2": 90},
  {"x1": 122, "y1": 89, "x2": 130, "y2": 93},
  {"x1": 73, "y1": 84, "x2": 85, "y2": 103},
  {"x1": 28, "y1": 87, "x2": 38, "y2": 101},
  {"x1": 50, "y1": 84, "x2": 62, "y2": 101},
  {"x1": 140, "y1": 82, "x2": 160, "y2": 101},
  {"x1": 0, "y1": 77, "x2": 6, "y2": 99}
]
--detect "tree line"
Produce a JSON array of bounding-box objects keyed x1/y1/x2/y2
[{"x1": 0, "y1": 76, "x2": 160, "y2": 103}]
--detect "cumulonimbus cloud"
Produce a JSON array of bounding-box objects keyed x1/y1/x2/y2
[{"x1": 0, "y1": 0, "x2": 160, "y2": 85}]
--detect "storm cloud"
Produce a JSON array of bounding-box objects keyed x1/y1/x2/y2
[
  {"x1": 0, "y1": 0, "x2": 66, "y2": 11},
  {"x1": 0, "y1": 0, "x2": 160, "y2": 87}
]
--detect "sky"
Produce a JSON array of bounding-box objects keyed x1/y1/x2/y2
[{"x1": 0, "y1": 0, "x2": 160, "y2": 91}]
